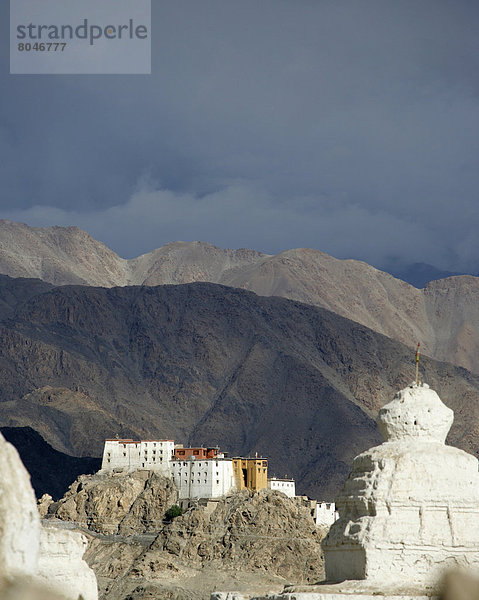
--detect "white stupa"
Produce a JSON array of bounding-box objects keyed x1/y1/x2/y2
[
  {"x1": 322, "y1": 382, "x2": 479, "y2": 587},
  {"x1": 0, "y1": 431, "x2": 98, "y2": 599}
]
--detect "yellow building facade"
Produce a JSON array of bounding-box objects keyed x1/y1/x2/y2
[{"x1": 232, "y1": 457, "x2": 268, "y2": 491}]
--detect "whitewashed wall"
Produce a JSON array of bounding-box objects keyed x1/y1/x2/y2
[
  {"x1": 267, "y1": 478, "x2": 296, "y2": 498},
  {"x1": 100, "y1": 440, "x2": 175, "y2": 474},
  {"x1": 171, "y1": 458, "x2": 235, "y2": 499},
  {"x1": 314, "y1": 502, "x2": 338, "y2": 527}
]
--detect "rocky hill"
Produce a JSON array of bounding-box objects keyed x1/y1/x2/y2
[
  {"x1": 45, "y1": 472, "x2": 325, "y2": 600},
  {"x1": 47, "y1": 471, "x2": 177, "y2": 535},
  {"x1": 2, "y1": 221, "x2": 479, "y2": 374},
  {"x1": 2, "y1": 276, "x2": 479, "y2": 499}
]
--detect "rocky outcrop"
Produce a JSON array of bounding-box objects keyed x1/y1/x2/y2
[
  {"x1": 49, "y1": 471, "x2": 178, "y2": 535},
  {"x1": 38, "y1": 494, "x2": 54, "y2": 518},
  {"x1": 82, "y1": 489, "x2": 326, "y2": 600},
  {"x1": 46, "y1": 472, "x2": 326, "y2": 600},
  {"x1": 153, "y1": 490, "x2": 323, "y2": 582}
]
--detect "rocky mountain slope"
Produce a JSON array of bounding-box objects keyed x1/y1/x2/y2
[
  {"x1": 45, "y1": 473, "x2": 325, "y2": 600},
  {"x1": 0, "y1": 220, "x2": 264, "y2": 287},
  {"x1": 2, "y1": 221, "x2": 479, "y2": 374},
  {"x1": 2, "y1": 275, "x2": 479, "y2": 499}
]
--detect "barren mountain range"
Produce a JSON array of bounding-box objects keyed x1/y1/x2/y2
[
  {"x1": 1, "y1": 220, "x2": 479, "y2": 374},
  {"x1": 2, "y1": 220, "x2": 479, "y2": 500},
  {"x1": 2, "y1": 276, "x2": 479, "y2": 499}
]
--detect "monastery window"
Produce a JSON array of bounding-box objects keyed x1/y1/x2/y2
[
  {"x1": 183, "y1": 462, "x2": 187, "y2": 466},
  {"x1": 160, "y1": 458, "x2": 163, "y2": 462},
  {"x1": 142, "y1": 463, "x2": 145, "y2": 467},
  {"x1": 123, "y1": 452, "x2": 126, "y2": 457},
  {"x1": 123, "y1": 444, "x2": 126, "y2": 449},
  {"x1": 216, "y1": 480, "x2": 219, "y2": 485},
  {"x1": 153, "y1": 443, "x2": 156, "y2": 447},
  {"x1": 263, "y1": 469, "x2": 266, "y2": 473},
  {"x1": 153, "y1": 457, "x2": 156, "y2": 462},
  {"x1": 107, "y1": 459, "x2": 110, "y2": 463},
  {"x1": 153, "y1": 450, "x2": 156, "y2": 454}
]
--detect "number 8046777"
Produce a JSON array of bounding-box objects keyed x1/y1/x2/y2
[{"x1": 18, "y1": 42, "x2": 67, "y2": 51}]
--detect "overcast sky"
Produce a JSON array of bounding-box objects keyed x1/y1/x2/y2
[{"x1": 1, "y1": 1, "x2": 479, "y2": 272}]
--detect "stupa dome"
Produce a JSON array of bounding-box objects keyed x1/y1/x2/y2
[{"x1": 377, "y1": 382, "x2": 453, "y2": 443}]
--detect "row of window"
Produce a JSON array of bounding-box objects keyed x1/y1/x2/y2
[
  {"x1": 176, "y1": 475, "x2": 221, "y2": 480},
  {"x1": 179, "y1": 479, "x2": 221, "y2": 485},
  {"x1": 176, "y1": 470, "x2": 219, "y2": 475},
  {"x1": 174, "y1": 461, "x2": 220, "y2": 467},
  {"x1": 115, "y1": 442, "x2": 172, "y2": 449}
]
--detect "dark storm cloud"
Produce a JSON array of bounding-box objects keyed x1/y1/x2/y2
[{"x1": 1, "y1": 1, "x2": 479, "y2": 271}]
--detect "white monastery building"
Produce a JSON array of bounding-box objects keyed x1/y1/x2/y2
[
  {"x1": 100, "y1": 439, "x2": 175, "y2": 475},
  {"x1": 171, "y1": 456, "x2": 236, "y2": 500},
  {"x1": 267, "y1": 477, "x2": 296, "y2": 498},
  {"x1": 313, "y1": 502, "x2": 338, "y2": 527}
]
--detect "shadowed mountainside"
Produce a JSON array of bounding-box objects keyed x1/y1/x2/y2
[
  {"x1": 1, "y1": 276, "x2": 479, "y2": 499},
  {"x1": 0, "y1": 426, "x2": 100, "y2": 499},
  {"x1": 2, "y1": 221, "x2": 479, "y2": 374}
]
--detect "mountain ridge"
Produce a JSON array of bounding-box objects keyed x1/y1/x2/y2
[
  {"x1": 2, "y1": 276, "x2": 479, "y2": 499},
  {"x1": 2, "y1": 220, "x2": 479, "y2": 375}
]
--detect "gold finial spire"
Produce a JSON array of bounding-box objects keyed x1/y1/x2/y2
[{"x1": 415, "y1": 342, "x2": 421, "y2": 385}]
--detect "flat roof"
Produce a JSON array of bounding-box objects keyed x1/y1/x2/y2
[
  {"x1": 171, "y1": 456, "x2": 231, "y2": 462},
  {"x1": 105, "y1": 439, "x2": 174, "y2": 443},
  {"x1": 174, "y1": 447, "x2": 220, "y2": 451}
]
